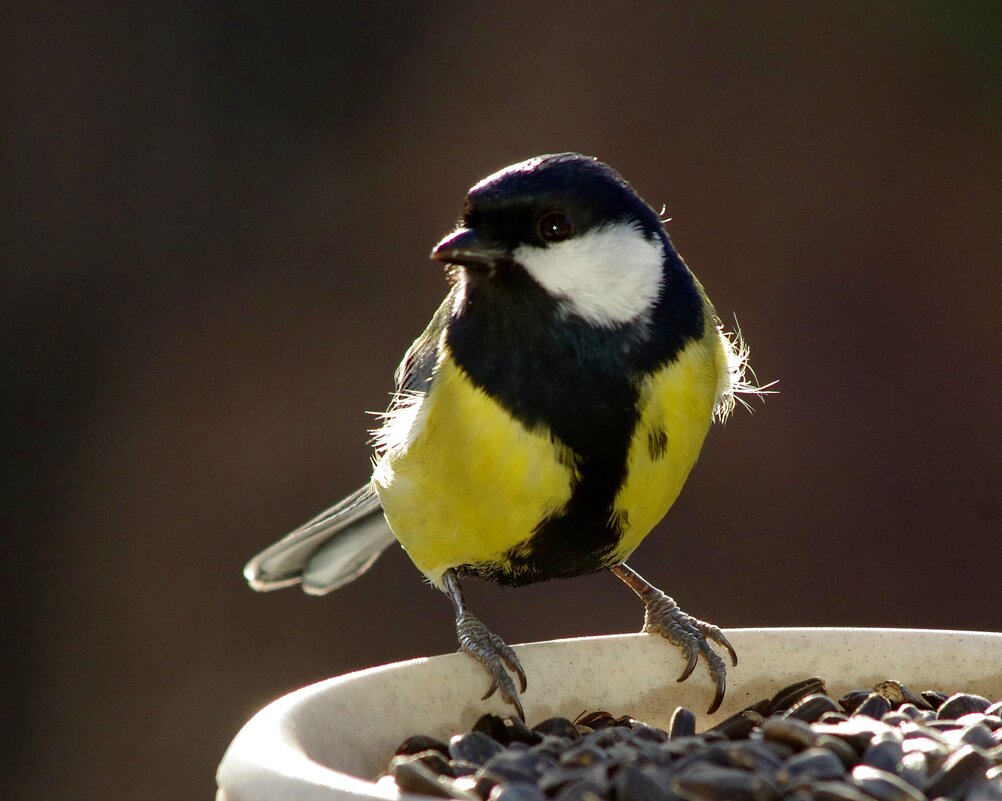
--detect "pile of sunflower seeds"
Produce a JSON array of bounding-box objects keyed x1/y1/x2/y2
[{"x1": 384, "y1": 678, "x2": 1002, "y2": 801}]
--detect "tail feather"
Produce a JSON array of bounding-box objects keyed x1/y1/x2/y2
[{"x1": 244, "y1": 484, "x2": 395, "y2": 594}]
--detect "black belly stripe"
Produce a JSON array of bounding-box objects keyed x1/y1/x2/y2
[{"x1": 447, "y1": 242, "x2": 705, "y2": 587}]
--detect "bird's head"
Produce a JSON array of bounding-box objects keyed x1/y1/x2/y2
[{"x1": 431, "y1": 153, "x2": 673, "y2": 329}]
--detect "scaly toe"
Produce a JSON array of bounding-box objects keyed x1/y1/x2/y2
[
  {"x1": 693, "y1": 619, "x2": 738, "y2": 667},
  {"x1": 456, "y1": 611, "x2": 526, "y2": 719},
  {"x1": 642, "y1": 595, "x2": 732, "y2": 714},
  {"x1": 487, "y1": 631, "x2": 527, "y2": 693}
]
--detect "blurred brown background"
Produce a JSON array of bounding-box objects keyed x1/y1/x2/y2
[{"x1": 4, "y1": 2, "x2": 1001, "y2": 798}]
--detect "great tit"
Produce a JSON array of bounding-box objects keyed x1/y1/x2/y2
[{"x1": 245, "y1": 153, "x2": 758, "y2": 717}]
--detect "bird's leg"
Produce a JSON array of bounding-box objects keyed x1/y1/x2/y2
[
  {"x1": 442, "y1": 569, "x2": 527, "y2": 720},
  {"x1": 609, "y1": 562, "x2": 737, "y2": 714}
]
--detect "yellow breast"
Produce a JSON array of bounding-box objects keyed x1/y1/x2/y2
[
  {"x1": 373, "y1": 322, "x2": 730, "y2": 587},
  {"x1": 372, "y1": 356, "x2": 577, "y2": 587},
  {"x1": 610, "y1": 328, "x2": 728, "y2": 561}
]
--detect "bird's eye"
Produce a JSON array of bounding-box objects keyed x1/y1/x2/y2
[{"x1": 537, "y1": 211, "x2": 574, "y2": 243}]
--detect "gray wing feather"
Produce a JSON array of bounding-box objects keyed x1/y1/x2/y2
[
  {"x1": 244, "y1": 484, "x2": 394, "y2": 594},
  {"x1": 244, "y1": 292, "x2": 454, "y2": 595}
]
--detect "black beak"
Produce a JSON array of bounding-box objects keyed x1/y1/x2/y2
[{"x1": 430, "y1": 227, "x2": 505, "y2": 270}]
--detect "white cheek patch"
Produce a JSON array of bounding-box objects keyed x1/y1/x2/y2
[{"x1": 513, "y1": 223, "x2": 665, "y2": 327}]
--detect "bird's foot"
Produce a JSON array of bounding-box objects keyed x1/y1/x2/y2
[
  {"x1": 456, "y1": 610, "x2": 527, "y2": 720},
  {"x1": 641, "y1": 589, "x2": 737, "y2": 714}
]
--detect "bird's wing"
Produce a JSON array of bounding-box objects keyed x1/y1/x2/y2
[
  {"x1": 245, "y1": 292, "x2": 454, "y2": 596},
  {"x1": 393, "y1": 290, "x2": 451, "y2": 395},
  {"x1": 244, "y1": 484, "x2": 395, "y2": 596},
  {"x1": 370, "y1": 292, "x2": 450, "y2": 455}
]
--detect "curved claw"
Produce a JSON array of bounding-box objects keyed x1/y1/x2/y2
[
  {"x1": 721, "y1": 635, "x2": 738, "y2": 667},
  {"x1": 702, "y1": 641, "x2": 728, "y2": 714},
  {"x1": 700, "y1": 622, "x2": 738, "y2": 667},
  {"x1": 503, "y1": 652, "x2": 528, "y2": 693},
  {"x1": 481, "y1": 673, "x2": 500, "y2": 701},
  {"x1": 676, "y1": 643, "x2": 699, "y2": 682},
  {"x1": 489, "y1": 632, "x2": 527, "y2": 694},
  {"x1": 708, "y1": 668, "x2": 726, "y2": 715},
  {"x1": 642, "y1": 593, "x2": 733, "y2": 713},
  {"x1": 506, "y1": 691, "x2": 526, "y2": 722},
  {"x1": 479, "y1": 668, "x2": 525, "y2": 720},
  {"x1": 611, "y1": 564, "x2": 735, "y2": 715},
  {"x1": 456, "y1": 610, "x2": 526, "y2": 719}
]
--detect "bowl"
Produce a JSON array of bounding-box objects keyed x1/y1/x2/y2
[{"x1": 216, "y1": 627, "x2": 1002, "y2": 801}]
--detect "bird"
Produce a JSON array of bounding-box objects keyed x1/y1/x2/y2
[{"x1": 244, "y1": 153, "x2": 760, "y2": 717}]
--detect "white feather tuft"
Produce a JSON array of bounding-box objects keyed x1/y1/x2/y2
[
  {"x1": 713, "y1": 319, "x2": 777, "y2": 421},
  {"x1": 369, "y1": 390, "x2": 427, "y2": 458}
]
